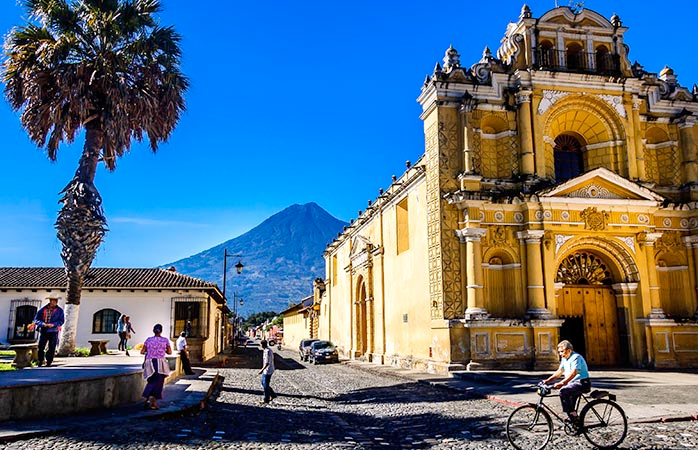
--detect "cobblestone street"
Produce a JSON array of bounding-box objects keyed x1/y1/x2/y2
[{"x1": 2, "y1": 347, "x2": 697, "y2": 449}]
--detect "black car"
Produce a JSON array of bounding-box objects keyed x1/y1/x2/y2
[
  {"x1": 298, "y1": 338, "x2": 319, "y2": 361},
  {"x1": 308, "y1": 340, "x2": 339, "y2": 365}
]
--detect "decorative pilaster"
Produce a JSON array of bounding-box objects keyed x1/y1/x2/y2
[
  {"x1": 456, "y1": 228, "x2": 488, "y2": 319},
  {"x1": 685, "y1": 235, "x2": 698, "y2": 317},
  {"x1": 678, "y1": 118, "x2": 698, "y2": 184},
  {"x1": 644, "y1": 232, "x2": 667, "y2": 318},
  {"x1": 518, "y1": 230, "x2": 552, "y2": 319},
  {"x1": 424, "y1": 107, "x2": 464, "y2": 320}
]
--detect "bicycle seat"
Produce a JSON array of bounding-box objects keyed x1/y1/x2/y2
[{"x1": 590, "y1": 390, "x2": 609, "y2": 399}]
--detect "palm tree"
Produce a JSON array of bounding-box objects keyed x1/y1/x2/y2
[{"x1": 2, "y1": 0, "x2": 188, "y2": 354}]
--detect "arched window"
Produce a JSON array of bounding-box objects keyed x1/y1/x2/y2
[
  {"x1": 538, "y1": 40, "x2": 556, "y2": 68},
  {"x1": 595, "y1": 45, "x2": 610, "y2": 74},
  {"x1": 93, "y1": 308, "x2": 121, "y2": 334},
  {"x1": 554, "y1": 134, "x2": 584, "y2": 182},
  {"x1": 566, "y1": 42, "x2": 584, "y2": 71}
]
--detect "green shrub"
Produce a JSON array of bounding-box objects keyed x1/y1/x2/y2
[
  {"x1": 71, "y1": 348, "x2": 91, "y2": 357},
  {"x1": 0, "y1": 363, "x2": 15, "y2": 372}
]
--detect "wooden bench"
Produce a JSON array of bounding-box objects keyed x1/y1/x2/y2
[
  {"x1": 9, "y1": 343, "x2": 38, "y2": 369},
  {"x1": 88, "y1": 339, "x2": 110, "y2": 356}
]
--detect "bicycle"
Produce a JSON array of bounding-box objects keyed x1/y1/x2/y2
[{"x1": 506, "y1": 382, "x2": 627, "y2": 450}]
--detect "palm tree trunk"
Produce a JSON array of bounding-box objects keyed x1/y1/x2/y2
[{"x1": 56, "y1": 126, "x2": 108, "y2": 356}]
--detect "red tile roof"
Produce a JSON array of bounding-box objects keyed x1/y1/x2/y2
[{"x1": 0, "y1": 267, "x2": 219, "y2": 290}]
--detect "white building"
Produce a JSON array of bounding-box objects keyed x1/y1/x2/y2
[{"x1": 0, "y1": 267, "x2": 230, "y2": 362}]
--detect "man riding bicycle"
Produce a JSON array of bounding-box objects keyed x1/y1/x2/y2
[{"x1": 542, "y1": 340, "x2": 591, "y2": 425}]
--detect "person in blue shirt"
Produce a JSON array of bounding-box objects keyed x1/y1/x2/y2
[
  {"x1": 543, "y1": 340, "x2": 591, "y2": 424},
  {"x1": 32, "y1": 296, "x2": 65, "y2": 367}
]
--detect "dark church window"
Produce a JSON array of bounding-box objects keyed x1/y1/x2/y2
[{"x1": 554, "y1": 134, "x2": 584, "y2": 182}]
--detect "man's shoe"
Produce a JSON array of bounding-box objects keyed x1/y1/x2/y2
[
  {"x1": 36, "y1": 361, "x2": 44, "y2": 367},
  {"x1": 258, "y1": 400, "x2": 269, "y2": 405},
  {"x1": 45, "y1": 362, "x2": 52, "y2": 367}
]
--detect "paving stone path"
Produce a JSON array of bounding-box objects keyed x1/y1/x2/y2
[{"x1": 1, "y1": 348, "x2": 696, "y2": 449}]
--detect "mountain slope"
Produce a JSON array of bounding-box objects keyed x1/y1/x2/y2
[{"x1": 165, "y1": 202, "x2": 347, "y2": 316}]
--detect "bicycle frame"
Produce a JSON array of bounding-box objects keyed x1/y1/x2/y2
[{"x1": 533, "y1": 390, "x2": 596, "y2": 426}]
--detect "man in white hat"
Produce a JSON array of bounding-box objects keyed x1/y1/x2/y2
[{"x1": 32, "y1": 296, "x2": 65, "y2": 367}]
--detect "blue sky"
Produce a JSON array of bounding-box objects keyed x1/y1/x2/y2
[{"x1": 0, "y1": 0, "x2": 695, "y2": 268}]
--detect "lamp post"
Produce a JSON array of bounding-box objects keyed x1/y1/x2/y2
[
  {"x1": 222, "y1": 248, "x2": 243, "y2": 349},
  {"x1": 233, "y1": 292, "x2": 244, "y2": 344}
]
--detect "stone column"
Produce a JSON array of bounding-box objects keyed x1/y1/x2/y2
[
  {"x1": 644, "y1": 233, "x2": 666, "y2": 318},
  {"x1": 457, "y1": 228, "x2": 488, "y2": 319},
  {"x1": 516, "y1": 90, "x2": 535, "y2": 177},
  {"x1": 518, "y1": 230, "x2": 552, "y2": 318}
]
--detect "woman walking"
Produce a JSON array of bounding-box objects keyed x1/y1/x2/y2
[
  {"x1": 117, "y1": 314, "x2": 136, "y2": 355},
  {"x1": 140, "y1": 323, "x2": 172, "y2": 410}
]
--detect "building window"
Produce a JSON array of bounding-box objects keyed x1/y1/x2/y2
[
  {"x1": 396, "y1": 197, "x2": 409, "y2": 254},
  {"x1": 172, "y1": 297, "x2": 209, "y2": 339},
  {"x1": 566, "y1": 42, "x2": 585, "y2": 71},
  {"x1": 8, "y1": 298, "x2": 41, "y2": 341},
  {"x1": 92, "y1": 308, "x2": 121, "y2": 334},
  {"x1": 554, "y1": 134, "x2": 584, "y2": 182}
]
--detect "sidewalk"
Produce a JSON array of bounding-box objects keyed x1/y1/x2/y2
[
  {"x1": 0, "y1": 352, "x2": 221, "y2": 442},
  {"x1": 342, "y1": 360, "x2": 698, "y2": 424}
]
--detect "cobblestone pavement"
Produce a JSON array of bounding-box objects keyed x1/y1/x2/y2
[{"x1": 2, "y1": 348, "x2": 697, "y2": 449}]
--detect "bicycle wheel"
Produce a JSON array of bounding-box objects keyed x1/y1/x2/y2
[
  {"x1": 506, "y1": 404, "x2": 553, "y2": 450},
  {"x1": 580, "y1": 399, "x2": 627, "y2": 449}
]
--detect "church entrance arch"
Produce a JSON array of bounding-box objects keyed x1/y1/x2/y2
[{"x1": 556, "y1": 252, "x2": 621, "y2": 367}]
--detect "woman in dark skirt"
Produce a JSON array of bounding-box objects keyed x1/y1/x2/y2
[{"x1": 140, "y1": 323, "x2": 172, "y2": 409}]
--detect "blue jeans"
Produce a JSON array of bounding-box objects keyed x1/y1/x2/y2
[{"x1": 261, "y1": 374, "x2": 276, "y2": 402}]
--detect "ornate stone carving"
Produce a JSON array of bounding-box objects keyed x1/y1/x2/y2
[
  {"x1": 581, "y1": 207, "x2": 610, "y2": 231},
  {"x1": 489, "y1": 226, "x2": 508, "y2": 247},
  {"x1": 566, "y1": 184, "x2": 619, "y2": 199},
  {"x1": 555, "y1": 235, "x2": 574, "y2": 252},
  {"x1": 556, "y1": 252, "x2": 613, "y2": 285},
  {"x1": 656, "y1": 230, "x2": 683, "y2": 253},
  {"x1": 538, "y1": 90, "x2": 570, "y2": 115},
  {"x1": 597, "y1": 94, "x2": 627, "y2": 118}
]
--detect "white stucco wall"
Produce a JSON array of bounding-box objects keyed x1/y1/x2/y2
[{"x1": 1, "y1": 289, "x2": 198, "y2": 349}]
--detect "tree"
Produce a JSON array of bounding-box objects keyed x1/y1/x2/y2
[{"x1": 2, "y1": 0, "x2": 188, "y2": 354}]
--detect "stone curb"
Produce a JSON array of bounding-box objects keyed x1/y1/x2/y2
[{"x1": 0, "y1": 371, "x2": 222, "y2": 443}]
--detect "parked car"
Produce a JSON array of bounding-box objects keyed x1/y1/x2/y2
[
  {"x1": 298, "y1": 338, "x2": 319, "y2": 361},
  {"x1": 308, "y1": 340, "x2": 339, "y2": 365}
]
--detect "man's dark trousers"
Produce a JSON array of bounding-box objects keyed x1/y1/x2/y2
[
  {"x1": 180, "y1": 350, "x2": 194, "y2": 375},
  {"x1": 38, "y1": 331, "x2": 58, "y2": 365}
]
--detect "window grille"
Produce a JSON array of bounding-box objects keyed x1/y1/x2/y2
[
  {"x1": 92, "y1": 308, "x2": 121, "y2": 334},
  {"x1": 8, "y1": 298, "x2": 41, "y2": 342},
  {"x1": 171, "y1": 297, "x2": 209, "y2": 339}
]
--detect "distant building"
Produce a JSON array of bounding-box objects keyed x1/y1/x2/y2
[
  {"x1": 0, "y1": 267, "x2": 230, "y2": 362},
  {"x1": 320, "y1": 5, "x2": 698, "y2": 372}
]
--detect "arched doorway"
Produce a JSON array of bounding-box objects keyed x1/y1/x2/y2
[
  {"x1": 355, "y1": 278, "x2": 368, "y2": 358},
  {"x1": 556, "y1": 252, "x2": 620, "y2": 367}
]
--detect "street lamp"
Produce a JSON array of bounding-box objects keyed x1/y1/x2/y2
[
  {"x1": 222, "y1": 248, "x2": 243, "y2": 299},
  {"x1": 222, "y1": 248, "x2": 243, "y2": 349}
]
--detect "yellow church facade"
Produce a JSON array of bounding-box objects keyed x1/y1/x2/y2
[{"x1": 319, "y1": 5, "x2": 698, "y2": 372}]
